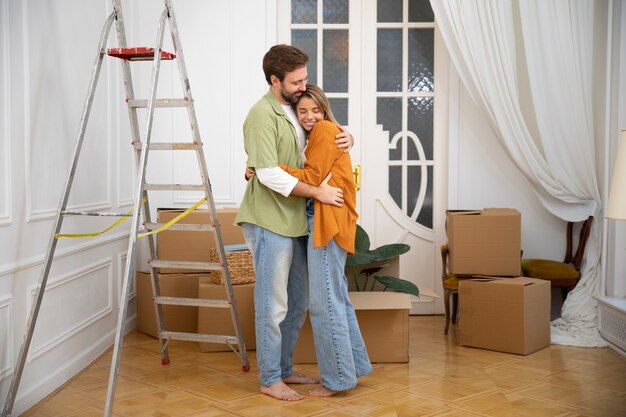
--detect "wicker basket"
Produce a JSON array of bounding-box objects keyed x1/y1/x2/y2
[{"x1": 209, "y1": 248, "x2": 255, "y2": 285}]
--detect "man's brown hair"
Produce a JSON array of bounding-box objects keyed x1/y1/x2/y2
[{"x1": 262, "y1": 44, "x2": 309, "y2": 85}]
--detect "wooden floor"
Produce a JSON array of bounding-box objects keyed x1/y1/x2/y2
[{"x1": 23, "y1": 315, "x2": 626, "y2": 417}]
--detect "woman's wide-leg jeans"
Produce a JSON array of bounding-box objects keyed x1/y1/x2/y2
[{"x1": 306, "y1": 203, "x2": 372, "y2": 391}]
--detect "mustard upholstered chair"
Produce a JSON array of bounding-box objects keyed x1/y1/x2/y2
[
  {"x1": 521, "y1": 216, "x2": 593, "y2": 300},
  {"x1": 440, "y1": 244, "x2": 475, "y2": 335}
]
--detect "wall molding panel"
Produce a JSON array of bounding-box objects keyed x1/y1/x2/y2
[
  {"x1": 0, "y1": 295, "x2": 13, "y2": 381},
  {"x1": 23, "y1": 0, "x2": 113, "y2": 223},
  {"x1": 26, "y1": 258, "x2": 113, "y2": 362},
  {"x1": 0, "y1": 231, "x2": 129, "y2": 278},
  {"x1": 27, "y1": 200, "x2": 114, "y2": 223},
  {"x1": 117, "y1": 251, "x2": 135, "y2": 301},
  {"x1": 0, "y1": 0, "x2": 11, "y2": 227}
]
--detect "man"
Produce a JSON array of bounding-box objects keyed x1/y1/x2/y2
[{"x1": 235, "y1": 44, "x2": 352, "y2": 401}]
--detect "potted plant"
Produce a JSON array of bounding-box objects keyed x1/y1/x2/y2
[{"x1": 346, "y1": 225, "x2": 419, "y2": 297}]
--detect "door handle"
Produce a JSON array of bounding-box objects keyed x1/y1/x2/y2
[{"x1": 353, "y1": 164, "x2": 361, "y2": 192}]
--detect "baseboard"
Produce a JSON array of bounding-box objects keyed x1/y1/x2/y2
[{"x1": 11, "y1": 316, "x2": 136, "y2": 416}]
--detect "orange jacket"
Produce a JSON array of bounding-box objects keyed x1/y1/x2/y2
[{"x1": 279, "y1": 120, "x2": 357, "y2": 253}]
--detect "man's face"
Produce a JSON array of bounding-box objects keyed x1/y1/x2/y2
[{"x1": 273, "y1": 67, "x2": 308, "y2": 104}]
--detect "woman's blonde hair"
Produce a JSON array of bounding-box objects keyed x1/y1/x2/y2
[{"x1": 295, "y1": 84, "x2": 339, "y2": 125}]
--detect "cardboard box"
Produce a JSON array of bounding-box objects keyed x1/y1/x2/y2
[
  {"x1": 446, "y1": 208, "x2": 521, "y2": 276},
  {"x1": 197, "y1": 282, "x2": 256, "y2": 352},
  {"x1": 459, "y1": 277, "x2": 550, "y2": 355},
  {"x1": 293, "y1": 291, "x2": 412, "y2": 363},
  {"x1": 136, "y1": 272, "x2": 203, "y2": 338},
  {"x1": 157, "y1": 208, "x2": 244, "y2": 274}
]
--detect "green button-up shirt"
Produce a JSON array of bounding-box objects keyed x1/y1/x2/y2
[{"x1": 235, "y1": 90, "x2": 308, "y2": 237}]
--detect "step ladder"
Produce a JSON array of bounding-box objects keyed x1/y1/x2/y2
[{"x1": 1, "y1": 1, "x2": 249, "y2": 416}]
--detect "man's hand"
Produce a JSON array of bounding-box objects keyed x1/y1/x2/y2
[
  {"x1": 316, "y1": 173, "x2": 343, "y2": 207},
  {"x1": 335, "y1": 125, "x2": 354, "y2": 153},
  {"x1": 244, "y1": 161, "x2": 255, "y2": 181}
]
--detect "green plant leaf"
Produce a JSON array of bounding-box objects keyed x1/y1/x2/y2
[
  {"x1": 354, "y1": 224, "x2": 370, "y2": 252},
  {"x1": 361, "y1": 266, "x2": 385, "y2": 276},
  {"x1": 374, "y1": 276, "x2": 419, "y2": 297},
  {"x1": 371, "y1": 243, "x2": 410, "y2": 261},
  {"x1": 345, "y1": 251, "x2": 375, "y2": 268}
]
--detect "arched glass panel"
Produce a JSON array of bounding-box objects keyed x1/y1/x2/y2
[{"x1": 377, "y1": 0, "x2": 435, "y2": 229}]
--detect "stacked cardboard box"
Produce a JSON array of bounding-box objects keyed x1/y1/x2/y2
[
  {"x1": 459, "y1": 277, "x2": 550, "y2": 355},
  {"x1": 293, "y1": 292, "x2": 412, "y2": 363},
  {"x1": 446, "y1": 208, "x2": 551, "y2": 354},
  {"x1": 446, "y1": 208, "x2": 521, "y2": 277}
]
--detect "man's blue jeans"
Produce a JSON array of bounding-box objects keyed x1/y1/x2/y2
[
  {"x1": 306, "y1": 201, "x2": 372, "y2": 391},
  {"x1": 241, "y1": 222, "x2": 308, "y2": 387}
]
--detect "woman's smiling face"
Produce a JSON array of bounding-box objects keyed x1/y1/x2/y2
[{"x1": 296, "y1": 96, "x2": 325, "y2": 132}]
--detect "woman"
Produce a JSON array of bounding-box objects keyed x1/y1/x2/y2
[{"x1": 279, "y1": 84, "x2": 372, "y2": 397}]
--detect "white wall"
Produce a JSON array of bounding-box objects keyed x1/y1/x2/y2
[{"x1": 606, "y1": 0, "x2": 626, "y2": 298}]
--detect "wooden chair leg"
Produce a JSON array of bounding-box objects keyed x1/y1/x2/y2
[
  {"x1": 444, "y1": 289, "x2": 451, "y2": 335},
  {"x1": 451, "y1": 292, "x2": 458, "y2": 324},
  {"x1": 561, "y1": 286, "x2": 570, "y2": 301}
]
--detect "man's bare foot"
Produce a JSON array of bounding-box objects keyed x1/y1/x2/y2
[
  {"x1": 309, "y1": 385, "x2": 339, "y2": 397},
  {"x1": 260, "y1": 380, "x2": 303, "y2": 401},
  {"x1": 283, "y1": 372, "x2": 319, "y2": 384}
]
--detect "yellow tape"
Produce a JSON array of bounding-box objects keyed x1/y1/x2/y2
[
  {"x1": 55, "y1": 197, "x2": 147, "y2": 239},
  {"x1": 136, "y1": 197, "x2": 207, "y2": 238}
]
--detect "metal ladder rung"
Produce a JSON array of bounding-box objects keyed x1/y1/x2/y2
[
  {"x1": 143, "y1": 222, "x2": 214, "y2": 232},
  {"x1": 133, "y1": 143, "x2": 198, "y2": 151},
  {"x1": 143, "y1": 184, "x2": 205, "y2": 191},
  {"x1": 149, "y1": 260, "x2": 222, "y2": 270},
  {"x1": 155, "y1": 296, "x2": 230, "y2": 308},
  {"x1": 127, "y1": 98, "x2": 189, "y2": 108},
  {"x1": 160, "y1": 331, "x2": 240, "y2": 345},
  {"x1": 62, "y1": 210, "x2": 131, "y2": 217}
]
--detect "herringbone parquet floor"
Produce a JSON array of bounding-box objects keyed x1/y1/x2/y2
[{"x1": 22, "y1": 316, "x2": 626, "y2": 417}]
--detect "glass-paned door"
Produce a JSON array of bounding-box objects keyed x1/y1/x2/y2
[{"x1": 278, "y1": 0, "x2": 447, "y2": 314}]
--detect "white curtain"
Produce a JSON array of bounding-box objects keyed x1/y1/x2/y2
[{"x1": 430, "y1": 0, "x2": 607, "y2": 346}]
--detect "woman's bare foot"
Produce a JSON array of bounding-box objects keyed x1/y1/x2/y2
[
  {"x1": 260, "y1": 381, "x2": 303, "y2": 401},
  {"x1": 283, "y1": 372, "x2": 319, "y2": 384},
  {"x1": 308, "y1": 385, "x2": 339, "y2": 397}
]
